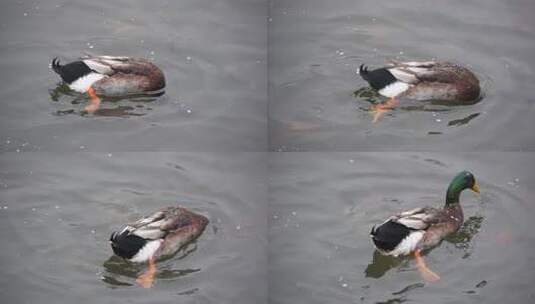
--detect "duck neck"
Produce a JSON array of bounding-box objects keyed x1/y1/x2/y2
[{"x1": 445, "y1": 181, "x2": 464, "y2": 206}]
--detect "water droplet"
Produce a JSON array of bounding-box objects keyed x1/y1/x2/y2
[
  {"x1": 3, "y1": 206, "x2": 7, "y2": 210},
  {"x1": 268, "y1": 17, "x2": 273, "y2": 22},
  {"x1": 23, "y1": 12, "x2": 28, "y2": 16},
  {"x1": 6, "y1": 140, "x2": 10, "y2": 144},
  {"x1": 342, "y1": 283, "x2": 348, "y2": 288},
  {"x1": 107, "y1": 153, "x2": 112, "y2": 157},
  {"x1": 273, "y1": 215, "x2": 278, "y2": 219},
  {"x1": 32, "y1": 208, "x2": 36, "y2": 211},
  {"x1": 349, "y1": 159, "x2": 355, "y2": 164},
  {"x1": 89, "y1": 45, "x2": 94, "y2": 49},
  {"x1": 435, "y1": 119, "x2": 442, "y2": 122},
  {"x1": 186, "y1": 109, "x2": 192, "y2": 114},
  {"x1": 291, "y1": 211, "x2": 297, "y2": 216},
  {"x1": 91, "y1": 230, "x2": 96, "y2": 234},
  {"x1": 150, "y1": 51, "x2": 155, "y2": 55},
  {"x1": 55, "y1": 205, "x2": 60, "y2": 209},
  {"x1": 236, "y1": 225, "x2": 241, "y2": 230},
  {"x1": 80, "y1": 145, "x2": 85, "y2": 150}
]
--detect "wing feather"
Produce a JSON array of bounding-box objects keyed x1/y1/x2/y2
[
  {"x1": 82, "y1": 59, "x2": 114, "y2": 75},
  {"x1": 392, "y1": 207, "x2": 441, "y2": 230}
]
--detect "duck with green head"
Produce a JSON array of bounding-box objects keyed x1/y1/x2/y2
[{"x1": 370, "y1": 171, "x2": 480, "y2": 281}]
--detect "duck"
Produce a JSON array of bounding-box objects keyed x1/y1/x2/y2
[
  {"x1": 370, "y1": 171, "x2": 480, "y2": 281},
  {"x1": 110, "y1": 206, "x2": 208, "y2": 288},
  {"x1": 358, "y1": 60, "x2": 480, "y2": 122},
  {"x1": 51, "y1": 55, "x2": 165, "y2": 113}
]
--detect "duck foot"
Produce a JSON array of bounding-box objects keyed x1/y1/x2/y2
[
  {"x1": 84, "y1": 87, "x2": 101, "y2": 113},
  {"x1": 136, "y1": 257, "x2": 157, "y2": 288},
  {"x1": 414, "y1": 249, "x2": 440, "y2": 282},
  {"x1": 370, "y1": 97, "x2": 398, "y2": 123}
]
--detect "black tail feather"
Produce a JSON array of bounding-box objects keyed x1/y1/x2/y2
[
  {"x1": 51, "y1": 57, "x2": 62, "y2": 75},
  {"x1": 110, "y1": 229, "x2": 147, "y2": 260},
  {"x1": 359, "y1": 64, "x2": 369, "y2": 80},
  {"x1": 358, "y1": 63, "x2": 396, "y2": 91}
]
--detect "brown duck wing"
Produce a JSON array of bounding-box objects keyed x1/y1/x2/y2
[
  {"x1": 159, "y1": 207, "x2": 196, "y2": 231},
  {"x1": 127, "y1": 208, "x2": 171, "y2": 240},
  {"x1": 392, "y1": 207, "x2": 443, "y2": 230}
]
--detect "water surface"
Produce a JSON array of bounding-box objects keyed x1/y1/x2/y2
[
  {"x1": 269, "y1": 0, "x2": 535, "y2": 150},
  {"x1": 269, "y1": 152, "x2": 535, "y2": 303},
  {"x1": 0, "y1": 152, "x2": 267, "y2": 303},
  {"x1": 0, "y1": 0, "x2": 267, "y2": 152}
]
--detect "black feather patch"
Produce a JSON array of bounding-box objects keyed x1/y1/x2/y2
[
  {"x1": 371, "y1": 220, "x2": 411, "y2": 252},
  {"x1": 110, "y1": 230, "x2": 147, "y2": 259},
  {"x1": 51, "y1": 58, "x2": 92, "y2": 84},
  {"x1": 359, "y1": 64, "x2": 397, "y2": 91}
]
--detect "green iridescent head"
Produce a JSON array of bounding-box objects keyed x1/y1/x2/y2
[{"x1": 445, "y1": 171, "x2": 480, "y2": 205}]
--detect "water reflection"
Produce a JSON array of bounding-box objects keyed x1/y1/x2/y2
[
  {"x1": 365, "y1": 215, "x2": 484, "y2": 278},
  {"x1": 101, "y1": 242, "x2": 200, "y2": 288},
  {"x1": 365, "y1": 250, "x2": 404, "y2": 279},
  {"x1": 49, "y1": 83, "x2": 163, "y2": 117},
  {"x1": 353, "y1": 86, "x2": 482, "y2": 124}
]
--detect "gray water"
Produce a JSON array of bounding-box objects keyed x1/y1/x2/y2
[
  {"x1": 269, "y1": 153, "x2": 535, "y2": 303},
  {"x1": 0, "y1": 0, "x2": 267, "y2": 152},
  {"x1": 0, "y1": 152, "x2": 267, "y2": 303},
  {"x1": 269, "y1": 0, "x2": 535, "y2": 151},
  {"x1": 2, "y1": 0, "x2": 535, "y2": 303}
]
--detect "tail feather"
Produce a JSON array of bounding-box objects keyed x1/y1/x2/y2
[
  {"x1": 359, "y1": 64, "x2": 369, "y2": 81},
  {"x1": 358, "y1": 63, "x2": 397, "y2": 91},
  {"x1": 110, "y1": 229, "x2": 147, "y2": 260},
  {"x1": 51, "y1": 57, "x2": 62, "y2": 75}
]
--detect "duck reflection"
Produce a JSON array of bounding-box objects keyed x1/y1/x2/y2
[
  {"x1": 101, "y1": 243, "x2": 201, "y2": 288},
  {"x1": 353, "y1": 86, "x2": 480, "y2": 124},
  {"x1": 49, "y1": 83, "x2": 162, "y2": 117}
]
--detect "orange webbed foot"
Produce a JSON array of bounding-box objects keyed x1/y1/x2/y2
[
  {"x1": 370, "y1": 97, "x2": 399, "y2": 123},
  {"x1": 84, "y1": 87, "x2": 101, "y2": 113},
  {"x1": 136, "y1": 257, "x2": 157, "y2": 288},
  {"x1": 414, "y1": 249, "x2": 441, "y2": 282}
]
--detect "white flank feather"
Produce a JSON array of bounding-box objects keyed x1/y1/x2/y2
[
  {"x1": 69, "y1": 72, "x2": 105, "y2": 93},
  {"x1": 378, "y1": 81, "x2": 410, "y2": 97},
  {"x1": 130, "y1": 240, "x2": 162, "y2": 262},
  {"x1": 389, "y1": 231, "x2": 424, "y2": 257}
]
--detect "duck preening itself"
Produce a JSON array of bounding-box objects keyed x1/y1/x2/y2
[
  {"x1": 370, "y1": 171, "x2": 480, "y2": 282},
  {"x1": 51, "y1": 55, "x2": 165, "y2": 113},
  {"x1": 110, "y1": 206, "x2": 208, "y2": 288},
  {"x1": 358, "y1": 60, "x2": 480, "y2": 122}
]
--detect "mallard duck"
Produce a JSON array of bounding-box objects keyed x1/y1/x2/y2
[
  {"x1": 110, "y1": 206, "x2": 208, "y2": 288},
  {"x1": 51, "y1": 55, "x2": 165, "y2": 113},
  {"x1": 370, "y1": 171, "x2": 480, "y2": 281},
  {"x1": 358, "y1": 60, "x2": 480, "y2": 122}
]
